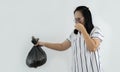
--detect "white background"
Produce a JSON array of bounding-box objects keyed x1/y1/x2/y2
[{"x1": 0, "y1": 0, "x2": 119, "y2": 72}]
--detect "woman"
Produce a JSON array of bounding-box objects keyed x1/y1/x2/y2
[{"x1": 36, "y1": 6, "x2": 104, "y2": 72}]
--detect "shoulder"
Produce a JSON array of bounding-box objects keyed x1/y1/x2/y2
[
  {"x1": 90, "y1": 26, "x2": 102, "y2": 35},
  {"x1": 67, "y1": 31, "x2": 78, "y2": 41},
  {"x1": 69, "y1": 31, "x2": 75, "y2": 38},
  {"x1": 90, "y1": 26, "x2": 104, "y2": 42}
]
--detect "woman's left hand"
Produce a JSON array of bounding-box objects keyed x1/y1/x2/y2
[{"x1": 74, "y1": 23, "x2": 85, "y2": 33}]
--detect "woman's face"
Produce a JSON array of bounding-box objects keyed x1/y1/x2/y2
[{"x1": 74, "y1": 11, "x2": 85, "y2": 25}]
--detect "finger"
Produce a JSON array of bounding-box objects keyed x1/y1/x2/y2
[
  {"x1": 74, "y1": 25, "x2": 77, "y2": 28},
  {"x1": 75, "y1": 24, "x2": 77, "y2": 26},
  {"x1": 75, "y1": 25, "x2": 78, "y2": 28},
  {"x1": 75, "y1": 24, "x2": 78, "y2": 27}
]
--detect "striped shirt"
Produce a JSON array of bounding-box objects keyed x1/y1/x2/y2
[{"x1": 67, "y1": 26, "x2": 104, "y2": 72}]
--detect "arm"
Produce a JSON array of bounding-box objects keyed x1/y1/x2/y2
[
  {"x1": 82, "y1": 29, "x2": 101, "y2": 52},
  {"x1": 37, "y1": 40, "x2": 71, "y2": 51},
  {"x1": 75, "y1": 23, "x2": 100, "y2": 52}
]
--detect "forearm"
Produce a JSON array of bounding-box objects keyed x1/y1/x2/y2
[
  {"x1": 40, "y1": 42, "x2": 65, "y2": 51},
  {"x1": 81, "y1": 29, "x2": 96, "y2": 51}
]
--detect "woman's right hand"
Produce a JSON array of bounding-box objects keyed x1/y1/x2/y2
[{"x1": 35, "y1": 41, "x2": 45, "y2": 46}]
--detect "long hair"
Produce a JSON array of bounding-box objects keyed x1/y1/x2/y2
[{"x1": 74, "y1": 6, "x2": 94, "y2": 34}]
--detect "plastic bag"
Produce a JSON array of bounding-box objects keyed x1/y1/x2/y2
[{"x1": 26, "y1": 36, "x2": 47, "y2": 68}]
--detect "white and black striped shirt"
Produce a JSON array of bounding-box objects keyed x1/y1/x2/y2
[{"x1": 67, "y1": 26, "x2": 104, "y2": 72}]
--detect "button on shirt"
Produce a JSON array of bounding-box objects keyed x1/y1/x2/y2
[{"x1": 67, "y1": 26, "x2": 104, "y2": 72}]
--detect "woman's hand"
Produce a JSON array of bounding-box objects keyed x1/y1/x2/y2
[
  {"x1": 74, "y1": 23, "x2": 86, "y2": 33},
  {"x1": 35, "y1": 41, "x2": 45, "y2": 46}
]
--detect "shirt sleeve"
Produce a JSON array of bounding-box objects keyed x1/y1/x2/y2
[
  {"x1": 91, "y1": 27, "x2": 104, "y2": 42},
  {"x1": 66, "y1": 32, "x2": 73, "y2": 42}
]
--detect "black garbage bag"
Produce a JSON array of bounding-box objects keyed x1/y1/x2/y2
[{"x1": 26, "y1": 36, "x2": 47, "y2": 68}]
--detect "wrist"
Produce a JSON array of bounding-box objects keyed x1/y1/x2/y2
[
  {"x1": 39, "y1": 41, "x2": 46, "y2": 46},
  {"x1": 81, "y1": 28, "x2": 88, "y2": 36}
]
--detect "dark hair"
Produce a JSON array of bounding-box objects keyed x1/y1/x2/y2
[{"x1": 74, "y1": 6, "x2": 94, "y2": 34}]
